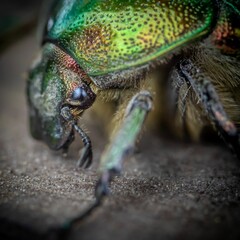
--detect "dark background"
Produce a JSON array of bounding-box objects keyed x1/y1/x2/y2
[
  {"x1": 0, "y1": 0, "x2": 43, "y2": 52},
  {"x1": 1, "y1": 1, "x2": 240, "y2": 240}
]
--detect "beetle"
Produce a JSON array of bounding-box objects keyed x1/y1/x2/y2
[{"x1": 27, "y1": 0, "x2": 240, "y2": 229}]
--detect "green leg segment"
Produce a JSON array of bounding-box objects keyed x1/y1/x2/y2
[
  {"x1": 96, "y1": 90, "x2": 153, "y2": 198},
  {"x1": 58, "y1": 90, "x2": 152, "y2": 233}
]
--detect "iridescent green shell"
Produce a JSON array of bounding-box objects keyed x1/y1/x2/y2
[{"x1": 45, "y1": 0, "x2": 216, "y2": 76}]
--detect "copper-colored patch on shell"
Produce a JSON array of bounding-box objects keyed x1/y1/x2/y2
[{"x1": 73, "y1": 24, "x2": 112, "y2": 63}]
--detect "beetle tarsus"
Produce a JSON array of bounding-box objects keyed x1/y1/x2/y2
[
  {"x1": 61, "y1": 106, "x2": 93, "y2": 168},
  {"x1": 58, "y1": 92, "x2": 153, "y2": 230},
  {"x1": 73, "y1": 123, "x2": 93, "y2": 168},
  {"x1": 56, "y1": 171, "x2": 112, "y2": 232},
  {"x1": 77, "y1": 144, "x2": 93, "y2": 168},
  {"x1": 58, "y1": 171, "x2": 112, "y2": 233}
]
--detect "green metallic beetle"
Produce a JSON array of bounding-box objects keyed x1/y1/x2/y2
[{"x1": 27, "y1": 0, "x2": 240, "y2": 226}]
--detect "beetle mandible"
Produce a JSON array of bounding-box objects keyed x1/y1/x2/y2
[{"x1": 27, "y1": 0, "x2": 240, "y2": 226}]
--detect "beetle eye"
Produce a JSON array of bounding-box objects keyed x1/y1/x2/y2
[
  {"x1": 66, "y1": 83, "x2": 96, "y2": 110},
  {"x1": 71, "y1": 87, "x2": 87, "y2": 101}
]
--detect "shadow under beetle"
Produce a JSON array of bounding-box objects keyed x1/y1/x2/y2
[{"x1": 27, "y1": 0, "x2": 240, "y2": 229}]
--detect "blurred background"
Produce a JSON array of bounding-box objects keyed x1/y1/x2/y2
[{"x1": 0, "y1": 0, "x2": 42, "y2": 52}]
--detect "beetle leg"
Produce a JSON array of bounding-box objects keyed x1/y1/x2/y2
[
  {"x1": 178, "y1": 59, "x2": 240, "y2": 158},
  {"x1": 74, "y1": 124, "x2": 93, "y2": 168},
  {"x1": 62, "y1": 129, "x2": 75, "y2": 157},
  {"x1": 95, "y1": 90, "x2": 153, "y2": 202},
  {"x1": 59, "y1": 91, "x2": 152, "y2": 231},
  {"x1": 61, "y1": 106, "x2": 93, "y2": 168}
]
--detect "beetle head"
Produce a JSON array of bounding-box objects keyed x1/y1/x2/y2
[{"x1": 27, "y1": 43, "x2": 96, "y2": 150}]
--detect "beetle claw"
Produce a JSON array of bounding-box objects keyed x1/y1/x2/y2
[
  {"x1": 72, "y1": 121, "x2": 93, "y2": 168},
  {"x1": 77, "y1": 145, "x2": 93, "y2": 168}
]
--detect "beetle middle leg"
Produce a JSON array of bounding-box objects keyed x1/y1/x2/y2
[
  {"x1": 61, "y1": 90, "x2": 153, "y2": 231},
  {"x1": 95, "y1": 90, "x2": 152, "y2": 199}
]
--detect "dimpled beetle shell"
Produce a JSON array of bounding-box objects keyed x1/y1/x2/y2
[
  {"x1": 44, "y1": 0, "x2": 217, "y2": 77},
  {"x1": 28, "y1": 0, "x2": 240, "y2": 151}
]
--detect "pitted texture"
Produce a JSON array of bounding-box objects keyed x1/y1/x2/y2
[{"x1": 46, "y1": 0, "x2": 215, "y2": 75}]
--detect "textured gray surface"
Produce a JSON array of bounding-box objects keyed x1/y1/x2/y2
[{"x1": 1, "y1": 34, "x2": 240, "y2": 240}]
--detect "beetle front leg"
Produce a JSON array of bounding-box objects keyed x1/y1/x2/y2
[
  {"x1": 61, "y1": 106, "x2": 93, "y2": 168},
  {"x1": 95, "y1": 90, "x2": 153, "y2": 202},
  {"x1": 61, "y1": 129, "x2": 75, "y2": 157},
  {"x1": 55, "y1": 91, "x2": 153, "y2": 234}
]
